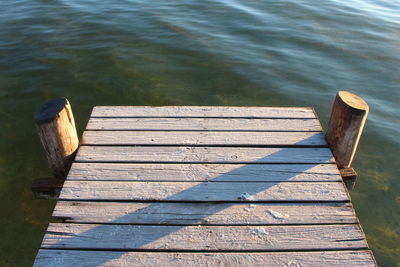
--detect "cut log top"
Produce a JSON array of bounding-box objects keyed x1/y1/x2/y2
[
  {"x1": 34, "y1": 98, "x2": 69, "y2": 124},
  {"x1": 338, "y1": 91, "x2": 369, "y2": 112}
]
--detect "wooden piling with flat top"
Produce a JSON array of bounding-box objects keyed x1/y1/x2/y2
[
  {"x1": 325, "y1": 91, "x2": 369, "y2": 169},
  {"x1": 325, "y1": 91, "x2": 368, "y2": 189},
  {"x1": 34, "y1": 98, "x2": 79, "y2": 178}
]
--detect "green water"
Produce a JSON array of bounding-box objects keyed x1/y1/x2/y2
[{"x1": 0, "y1": 0, "x2": 399, "y2": 266}]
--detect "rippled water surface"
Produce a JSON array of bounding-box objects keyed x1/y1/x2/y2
[{"x1": 1, "y1": 0, "x2": 399, "y2": 266}]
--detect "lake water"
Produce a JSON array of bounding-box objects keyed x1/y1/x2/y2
[{"x1": 0, "y1": 0, "x2": 399, "y2": 265}]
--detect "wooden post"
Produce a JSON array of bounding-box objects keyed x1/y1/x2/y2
[
  {"x1": 326, "y1": 91, "x2": 368, "y2": 189},
  {"x1": 326, "y1": 91, "x2": 369, "y2": 168},
  {"x1": 35, "y1": 98, "x2": 79, "y2": 178}
]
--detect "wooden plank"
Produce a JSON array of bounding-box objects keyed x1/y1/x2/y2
[
  {"x1": 54, "y1": 202, "x2": 357, "y2": 224},
  {"x1": 41, "y1": 224, "x2": 367, "y2": 251},
  {"x1": 76, "y1": 146, "x2": 335, "y2": 163},
  {"x1": 91, "y1": 106, "x2": 316, "y2": 118},
  {"x1": 34, "y1": 250, "x2": 376, "y2": 267},
  {"x1": 81, "y1": 131, "x2": 327, "y2": 146},
  {"x1": 67, "y1": 163, "x2": 342, "y2": 182},
  {"x1": 59, "y1": 181, "x2": 349, "y2": 201},
  {"x1": 86, "y1": 117, "x2": 322, "y2": 131}
]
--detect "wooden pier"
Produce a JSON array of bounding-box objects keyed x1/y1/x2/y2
[{"x1": 33, "y1": 103, "x2": 376, "y2": 266}]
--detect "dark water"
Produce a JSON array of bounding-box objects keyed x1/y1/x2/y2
[{"x1": 1, "y1": 0, "x2": 399, "y2": 265}]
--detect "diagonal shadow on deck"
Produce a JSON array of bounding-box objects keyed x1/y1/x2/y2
[{"x1": 35, "y1": 136, "x2": 341, "y2": 266}]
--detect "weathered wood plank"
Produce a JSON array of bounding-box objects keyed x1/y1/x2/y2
[
  {"x1": 67, "y1": 163, "x2": 341, "y2": 182},
  {"x1": 41, "y1": 224, "x2": 367, "y2": 250},
  {"x1": 34, "y1": 250, "x2": 376, "y2": 267},
  {"x1": 59, "y1": 181, "x2": 349, "y2": 201},
  {"x1": 91, "y1": 106, "x2": 316, "y2": 118},
  {"x1": 81, "y1": 131, "x2": 327, "y2": 146},
  {"x1": 76, "y1": 146, "x2": 335, "y2": 163},
  {"x1": 87, "y1": 117, "x2": 322, "y2": 131},
  {"x1": 54, "y1": 202, "x2": 357, "y2": 224}
]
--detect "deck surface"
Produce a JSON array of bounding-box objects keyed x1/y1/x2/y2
[{"x1": 34, "y1": 106, "x2": 375, "y2": 266}]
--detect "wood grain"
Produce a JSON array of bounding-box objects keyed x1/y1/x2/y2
[
  {"x1": 41, "y1": 223, "x2": 367, "y2": 251},
  {"x1": 54, "y1": 202, "x2": 357, "y2": 224},
  {"x1": 34, "y1": 250, "x2": 376, "y2": 267},
  {"x1": 67, "y1": 163, "x2": 341, "y2": 182},
  {"x1": 76, "y1": 146, "x2": 335, "y2": 163},
  {"x1": 81, "y1": 131, "x2": 327, "y2": 146},
  {"x1": 35, "y1": 98, "x2": 79, "y2": 178},
  {"x1": 58, "y1": 181, "x2": 349, "y2": 201},
  {"x1": 33, "y1": 105, "x2": 375, "y2": 266},
  {"x1": 86, "y1": 117, "x2": 322, "y2": 131},
  {"x1": 325, "y1": 91, "x2": 369, "y2": 168},
  {"x1": 91, "y1": 106, "x2": 316, "y2": 118}
]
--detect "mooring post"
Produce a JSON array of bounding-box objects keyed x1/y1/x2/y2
[
  {"x1": 325, "y1": 91, "x2": 369, "y2": 189},
  {"x1": 34, "y1": 98, "x2": 79, "y2": 179}
]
